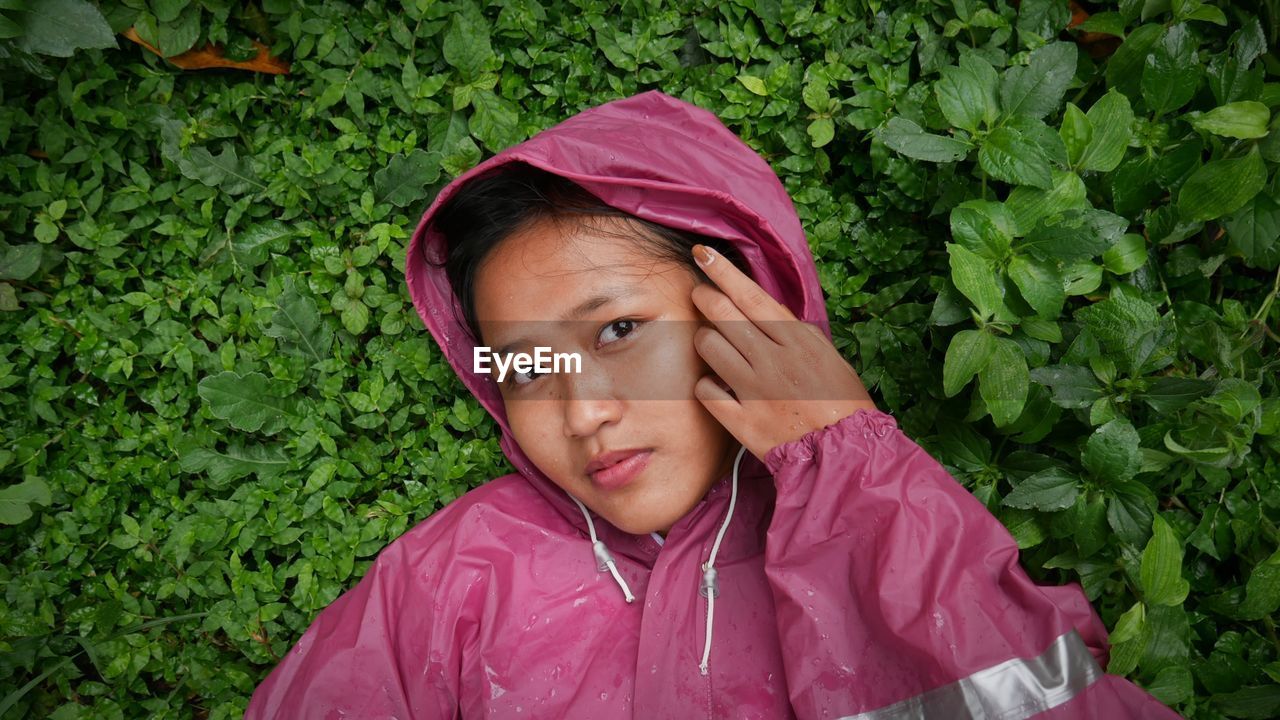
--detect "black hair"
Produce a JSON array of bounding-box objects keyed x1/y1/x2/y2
[{"x1": 428, "y1": 162, "x2": 748, "y2": 343}]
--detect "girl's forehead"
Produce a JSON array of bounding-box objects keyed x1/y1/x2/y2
[{"x1": 473, "y1": 218, "x2": 693, "y2": 322}]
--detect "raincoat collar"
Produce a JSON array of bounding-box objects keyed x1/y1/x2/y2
[{"x1": 403, "y1": 89, "x2": 830, "y2": 562}]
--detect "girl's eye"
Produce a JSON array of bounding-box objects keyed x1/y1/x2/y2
[
  {"x1": 511, "y1": 367, "x2": 544, "y2": 386},
  {"x1": 598, "y1": 319, "x2": 639, "y2": 347}
]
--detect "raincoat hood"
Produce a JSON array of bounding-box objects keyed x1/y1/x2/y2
[{"x1": 404, "y1": 89, "x2": 829, "y2": 539}]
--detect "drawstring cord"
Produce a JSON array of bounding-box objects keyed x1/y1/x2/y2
[
  {"x1": 699, "y1": 445, "x2": 747, "y2": 676},
  {"x1": 568, "y1": 494, "x2": 636, "y2": 603},
  {"x1": 568, "y1": 443, "x2": 749, "y2": 675}
]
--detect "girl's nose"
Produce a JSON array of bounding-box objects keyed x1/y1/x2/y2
[{"x1": 561, "y1": 369, "x2": 623, "y2": 439}]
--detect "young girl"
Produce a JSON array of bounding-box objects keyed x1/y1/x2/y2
[{"x1": 245, "y1": 90, "x2": 1179, "y2": 719}]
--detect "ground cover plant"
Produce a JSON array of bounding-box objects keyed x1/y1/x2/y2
[{"x1": 1, "y1": 0, "x2": 1278, "y2": 717}]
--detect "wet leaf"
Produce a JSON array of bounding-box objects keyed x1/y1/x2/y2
[
  {"x1": 374, "y1": 149, "x2": 443, "y2": 207},
  {"x1": 879, "y1": 117, "x2": 972, "y2": 162}
]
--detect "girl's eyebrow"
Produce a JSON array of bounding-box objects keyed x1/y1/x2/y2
[
  {"x1": 561, "y1": 285, "x2": 637, "y2": 321},
  {"x1": 492, "y1": 285, "x2": 639, "y2": 356}
]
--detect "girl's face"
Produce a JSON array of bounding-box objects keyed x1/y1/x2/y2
[{"x1": 473, "y1": 216, "x2": 738, "y2": 536}]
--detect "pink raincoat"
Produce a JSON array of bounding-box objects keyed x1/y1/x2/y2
[{"x1": 245, "y1": 90, "x2": 1181, "y2": 719}]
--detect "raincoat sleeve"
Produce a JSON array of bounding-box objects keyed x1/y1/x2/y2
[
  {"x1": 244, "y1": 508, "x2": 473, "y2": 720},
  {"x1": 761, "y1": 408, "x2": 1180, "y2": 719}
]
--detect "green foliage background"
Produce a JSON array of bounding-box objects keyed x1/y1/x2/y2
[{"x1": 2, "y1": 0, "x2": 1279, "y2": 717}]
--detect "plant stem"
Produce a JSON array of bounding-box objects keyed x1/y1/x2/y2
[{"x1": 1242, "y1": 265, "x2": 1280, "y2": 339}]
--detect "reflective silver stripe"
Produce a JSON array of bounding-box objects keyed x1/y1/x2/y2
[{"x1": 838, "y1": 629, "x2": 1103, "y2": 720}]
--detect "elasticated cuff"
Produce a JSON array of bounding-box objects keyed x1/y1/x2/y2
[{"x1": 762, "y1": 407, "x2": 899, "y2": 477}]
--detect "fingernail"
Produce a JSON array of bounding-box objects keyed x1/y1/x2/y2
[{"x1": 693, "y1": 245, "x2": 714, "y2": 267}]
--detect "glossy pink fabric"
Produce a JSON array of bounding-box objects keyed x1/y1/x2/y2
[{"x1": 244, "y1": 90, "x2": 1181, "y2": 719}]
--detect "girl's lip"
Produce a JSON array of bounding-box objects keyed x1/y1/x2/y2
[{"x1": 589, "y1": 450, "x2": 653, "y2": 490}]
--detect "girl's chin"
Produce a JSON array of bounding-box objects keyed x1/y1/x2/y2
[{"x1": 613, "y1": 498, "x2": 705, "y2": 537}]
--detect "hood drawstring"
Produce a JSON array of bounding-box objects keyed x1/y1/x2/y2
[
  {"x1": 568, "y1": 444, "x2": 749, "y2": 676},
  {"x1": 698, "y1": 445, "x2": 747, "y2": 676},
  {"x1": 568, "y1": 494, "x2": 636, "y2": 603}
]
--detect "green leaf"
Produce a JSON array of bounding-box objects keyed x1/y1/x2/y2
[
  {"x1": 1163, "y1": 431, "x2": 1232, "y2": 466},
  {"x1": 1224, "y1": 193, "x2": 1280, "y2": 269},
  {"x1": 15, "y1": 0, "x2": 117, "y2": 57},
  {"x1": 1185, "y1": 4, "x2": 1227, "y2": 26},
  {"x1": 947, "y1": 243, "x2": 1003, "y2": 320},
  {"x1": 1141, "y1": 515, "x2": 1190, "y2": 606},
  {"x1": 1109, "y1": 601, "x2": 1146, "y2": 645},
  {"x1": 1233, "y1": 16, "x2": 1267, "y2": 67},
  {"x1": 1103, "y1": 233, "x2": 1148, "y2": 274},
  {"x1": 150, "y1": 0, "x2": 190, "y2": 23},
  {"x1": 1019, "y1": 315, "x2": 1061, "y2": 343},
  {"x1": 1141, "y1": 603, "x2": 1190, "y2": 674},
  {"x1": 1074, "y1": 11, "x2": 1126, "y2": 37},
  {"x1": 1083, "y1": 418, "x2": 1142, "y2": 483},
  {"x1": 802, "y1": 82, "x2": 830, "y2": 112},
  {"x1": 0, "y1": 282, "x2": 16, "y2": 311},
  {"x1": 1212, "y1": 686, "x2": 1280, "y2": 719},
  {"x1": 443, "y1": 10, "x2": 494, "y2": 78},
  {"x1": 1137, "y1": 377, "x2": 1213, "y2": 412},
  {"x1": 0, "y1": 478, "x2": 52, "y2": 525},
  {"x1": 401, "y1": 57, "x2": 421, "y2": 96},
  {"x1": 1005, "y1": 170, "x2": 1088, "y2": 234},
  {"x1": 1177, "y1": 147, "x2": 1267, "y2": 222},
  {"x1": 178, "y1": 442, "x2": 290, "y2": 487},
  {"x1": 979, "y1": 338, "x2": 1029, "y2": 427},
  {"x1": 1058, "y1": 102, "x2": 1091, "y2": 169},
  {"x1": 156, "y1": 5, "x2": 200, "y2": 57},
  {"x1": 1000, "y1": 42, "x2": 1077, "y2": 121},
  {"x1": 178, "y1": 145, "x2": 263, "y2": 196},
  {"x1": 807, "y1": 117, "x2": 834, "y2": 148},
  {"x1": 1141, "y1": 23, "x2": 1202, "y2": 117},
  {"x1": 1189, "y1": 101, "x2": 1271, "y2": 139},
  {"x1": 1147, "y1": 666, "x2": 1194, "y2": 706},
  {"x1": 1008, "y1": 255, "x2": 1066, "y2": 317},
  {"x1": 980, "y1": 126, "x2": 1054, "y2": 189},
  {"x1": 469, "y1": 90, "x2": 520, "y2": 152},
  {"x1": 1070, "y1": 492, "x2": 1109, "y2": 557},
  {"x1": 1078, "y1": 90, "x2": 1135, "y2": 172},
  {"x1": 1077, "y1": 291, "x2": 1160, "y2": 355},
  {"x1": 265, "y1": 279, "x2": 333, "y2": 362},
  {"x1": 1107, "y1": 23, "x2": 1164, "y2": 101},
  {"x1": 1206, "y1": 378, "x2": 1262, "y2": 422},
  {"x1": 1063, "y1": 260, "x2": 1103, "y2": 296},
  {"x1": 0, "y1": 243, "x2": 42, "y2": 281},
  {"x1": 1109, "y1": 154, "x2": 1162, "y2": 217},
  {"x1": 0, "y1": 15, "x2": 20, "y2": 40},
  {"x1": 878, "y1": 117, "x2": 972, "y2": 162},
  {"x1": 943, "y1": 329, "x2": 996, "y2": 397},
  {"x1": 1261, "y1": 399, "x2": 1280, "y2": 436},
  {"x1": 1107, "y1": 481, "x2": 1155, "y2": 546},
  {"x1": 1015, "y1": 0, "x2": 1071, "y2": 42},
  {"x1": 341, "y1": 301, "x2": 370, "y2": 335},
  {"x1": 374, "y1": 149, "x2": 443, "y2": 208},
  {"x1": 936, "y1": 52, "x2": 1000, "y2": 132},
  {"x1": 232, "y1": 221, "x2": 292, "y2": 269},
  {"x1": 1238, "y1": 547, "x2": 1280, "y2": 621},
  {"x1": 737, "y1": 74, "x2": 768, "y2": 96},
  {"x1": 197, "y1": 371, "x2": 301, "y2": 435},
  {"x1": 1019, "y1": 208, "x2": 1129, "y2": 261},
  {"x1": 1003, "y1": 467, "x2": 1079, "y2": 511},
  {"x1": 1031, "y1": 364, "x2": 1103, "y2": 408},
  {"x1": 949, "y1": 200, "x2": 1016, "y2": 259}
]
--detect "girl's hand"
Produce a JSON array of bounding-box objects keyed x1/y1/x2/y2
[{"x1": 690, "y1": 244, "x2": 878, "y2": 461}]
